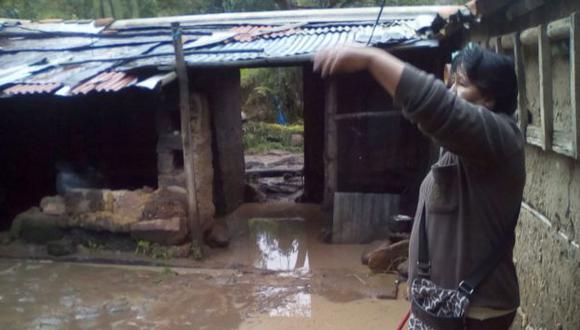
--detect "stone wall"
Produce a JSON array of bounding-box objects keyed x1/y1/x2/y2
[{"x1": 473, "y1": 1, "x2": 580, "y2": 329}]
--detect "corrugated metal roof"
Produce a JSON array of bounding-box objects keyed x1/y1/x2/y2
[
  {"x1": 3, "y1": 83, "x2": 61, "y2": 95},
  {"x1": 71, "y1": 71, "x2": 137, "y2": 95},
  {"x1": 0, "y1": 6, "x2": 465, "y2": 98}
]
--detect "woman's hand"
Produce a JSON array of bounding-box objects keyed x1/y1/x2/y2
[
  {"x1": 313, "y1": 45, "x2": 405, "y2": 97},
  {"x1": 313, "y1": 46, "x2": 378, "y2": 78}
]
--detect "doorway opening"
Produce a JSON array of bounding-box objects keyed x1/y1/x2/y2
[{"x1": 241, "y1": 67, "x2": 305, "y2": 203}]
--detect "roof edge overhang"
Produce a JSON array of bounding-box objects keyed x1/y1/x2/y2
[{"x1": 111, "y1": 6, "x2": 461, "y2": 30}]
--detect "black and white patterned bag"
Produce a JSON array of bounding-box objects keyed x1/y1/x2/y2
[{"x1": 409, "y1": 278, "x2": 470, "y2": 330}]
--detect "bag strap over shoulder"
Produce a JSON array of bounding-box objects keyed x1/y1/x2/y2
[
  {"x1": 417, "y1": 204, "x2": 431, "y2": 278},
  {"x1": 417, "y1": 202, "x2": 521, "y2": 297}
]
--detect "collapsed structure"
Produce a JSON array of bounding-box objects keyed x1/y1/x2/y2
[{"x1": 0, "y1": 6, "x2": 468, "y2": 245}]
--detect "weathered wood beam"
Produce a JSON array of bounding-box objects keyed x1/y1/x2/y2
[
  {"x1": 514, "y1": 32, "x2": 528, "y2": 136},
  {"x1": 548, "y1": 17, "x2": 571, "y2": 41},
  {"x1": 539, "y1": 24, "x2": 553, "y2": 151},
  {"x1": 572, "y1": 12, "x2": 580, "y2": 159},
  {"x1": 520, "y1": 26, "x2": 540, "y2": 46},
  {"x1": 323, "y1": 79, "x2": 338, "y2": 212},
  {"x1": 172, "y1": 22, "x2": 203, "y2": 255},
  {"x1": 245, "y1": 168, "x2": 303, "y2": 178},
  {"x1": 333, "y1": 111, "x2": 400, "y2": 121}
]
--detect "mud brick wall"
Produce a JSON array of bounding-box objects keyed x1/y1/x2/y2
[
  {"x1": 193, "y1": 69, "x2": 245, "y2": 216},
  {"x1": 472, "y1": 2, "x2": 580, "y2": 329}
]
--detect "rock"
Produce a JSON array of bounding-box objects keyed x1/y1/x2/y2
[
  {"x1": 64, "y1": 189, "x2": 109, "y2": 215},
  {"x1": 11, "y1": 208, "x2": 67, "y2": 244},
  {"x1": 361, "y1": 239, "x2": 392, "y2": 265},
  {"x1": 367, "y1": 239, "x2": 409, "y2": 273},
  {"x1": 130, "y1": 217, "x2": 188, "y2": 246},
  {"x1": 47, "y1": 239, "x2": 76, "y2": 256},
  {"x1": 67, "y1": 211, "x2": 137, "y2": 233},
  {"x1": 141, "y1": 188, "x2": 187, "y2": 220},
  {"x1": 204, "y1": 221, "x2": 230, "y2": 248},
  {"x1": 40, "y1": 196, "x2": 66, "y2": 215},
  {"x1": 166, "y1": 185, "x2": 187, "y2": 195},
  {"x1": 111, "y1": 190, "x2": 151, "y2": 220},
  {"x1": 290, "y1": 134, "x2": 304, "y2": 146},
  {"x1": 397, "y1": 259, "x2": 409, "y2": 279}
]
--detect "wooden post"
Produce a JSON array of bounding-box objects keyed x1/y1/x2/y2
[
  {"x1": 323, "y1": 79, "x2": 338, "y2": 212},
  {"x1": 539, "y1": 24, "x2": 553, "y2": 151},
  {"x1": 172, "y1": 22, "x2": 203, "y2": 256},
  {"x1": 514, "y1": 32, "x2": 528, "y2": 136},
  {"x1": 572, "y1": 12, "x2": 580, "y2": 159}
]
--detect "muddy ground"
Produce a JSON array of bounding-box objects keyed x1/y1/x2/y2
[{"x1": 0, "y1": 203, "x2": 410, "y2": 329}]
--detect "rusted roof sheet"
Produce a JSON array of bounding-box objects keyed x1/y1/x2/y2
[
  {"x1": 3, "y1": 83, "x2": 61, "y2": 95},
  {"x1": 71, "y1": 71, "x2": 137, "y2": 95}
]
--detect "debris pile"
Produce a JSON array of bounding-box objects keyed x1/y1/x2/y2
[
  {"x1": 8, "y1": 186, "x2": 229, "y2": 257},
  {"x1": 244, "y1": 151, "x2": 304, "y2": 202}
]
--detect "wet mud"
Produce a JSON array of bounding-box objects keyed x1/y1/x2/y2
[{"x1": 0, "y1": 203, "x2": 410, "y2": 329}]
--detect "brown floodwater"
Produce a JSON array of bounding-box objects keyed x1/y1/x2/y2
[{"x1": 0, "y1": 203, "x2": 410, "y2": 329}]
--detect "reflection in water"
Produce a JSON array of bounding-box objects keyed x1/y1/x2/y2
[
  {"x1": 250, "y1": 218, "x2": 313, "y2": 318},
  {"x1": 257, "y1": 286, "x2": 312, "y2": 318},
  {"x1": 269, "y1": 292, "x2": 312, "y2": 318},
  {"x1": 249, "y1": 218, "x2": 310, "y2": 273}
]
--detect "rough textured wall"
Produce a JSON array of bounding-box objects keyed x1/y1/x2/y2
[
  {"x1": 195, "y1": 69, "x2": 245, "y2": 216},
  {"x1": 513, "y1": 146, "x2": 580, "y2": 329},
  {"x1": 192, "y1": 94, "x2": 215, "y2": 230},
  {"x1": 472, "y1": 1, "x2": 580, "y2": 329}
]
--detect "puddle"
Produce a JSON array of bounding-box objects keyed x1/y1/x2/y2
[
  {"x1": 0, "y1": 204, "x2": 409, "y2": 329},
  {"x1": 249, "y1": 218, "x2": 309, "y2": 273}
]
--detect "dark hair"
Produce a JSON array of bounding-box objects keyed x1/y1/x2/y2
[{"x1": 456, "y1": 44, "x2": 518, "y2": 115}]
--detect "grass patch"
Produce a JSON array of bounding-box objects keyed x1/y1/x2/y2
[{"x1": 243, "y1": 122, "x2": 303, "y2": 154}]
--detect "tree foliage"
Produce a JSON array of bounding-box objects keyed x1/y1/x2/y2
[{"x1": 241, "y1": 67, "x2": 303, "y2": 124}]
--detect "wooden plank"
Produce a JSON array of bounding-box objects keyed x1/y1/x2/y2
[
  {"x1": 539, "y1": 24, "x2": 553, "y2": 151},
  {"x1": 552, "y1": 130, "x2": 575, "y2": 157},
  {"x1": 333, "y1": 192, "x2": 400, "y2": 244},
  {"x1": 245, "y1": 168, "x2": 303, "y2": 177},
  {"x1": 520, "y1": 26, "x2": 540, "y2": 46},
  {"x1": 493, "y1": 36, "x2": 501, "y2": 53},
  {"x1": 572, "y1": 12, "x2": 580, "y2": 159},
  {"x1": 526, "y1": 126, "x2": 543, "y2": 147},
  {"x1": 172, "y1": 22, "x2": 203, "y2": 253},
  {"x1": 500, "y1": 34, "x2": 514, "y2": 50},
  {"x1": 333, "y1": 111, "x2": 400, "y2": 121},
  {"x1": 323, "y1": 79, "x2": 338, "y2": 211},
  {"x1": 547, "y1": 17, "x2": 571, "y2": 40},
  {"x1": 514, "y1": 32, "x2": 528, "y2": 135}
]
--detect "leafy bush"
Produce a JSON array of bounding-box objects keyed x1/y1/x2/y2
[{"x1": 243, "y1": 121, "x2": 304, "y2": 154}]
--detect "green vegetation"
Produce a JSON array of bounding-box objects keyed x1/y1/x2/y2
[
  {"x1": 243, "y1": 121, "x2": 304, "y2": 154},
  {"x1": 241, "y1": 67, "x2": 303, "y2": 124},
  {"x1": 135, "y1": 239, "x2": 169, "y2": 259}
]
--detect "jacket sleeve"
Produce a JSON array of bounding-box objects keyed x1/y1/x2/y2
[{"x1": 393, "y1": 65, "x2": 523, "y2": 164}]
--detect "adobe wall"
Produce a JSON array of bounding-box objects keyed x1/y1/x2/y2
[{"x1": 473, "y1": 1, "x2": 580, "y2": 328}]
